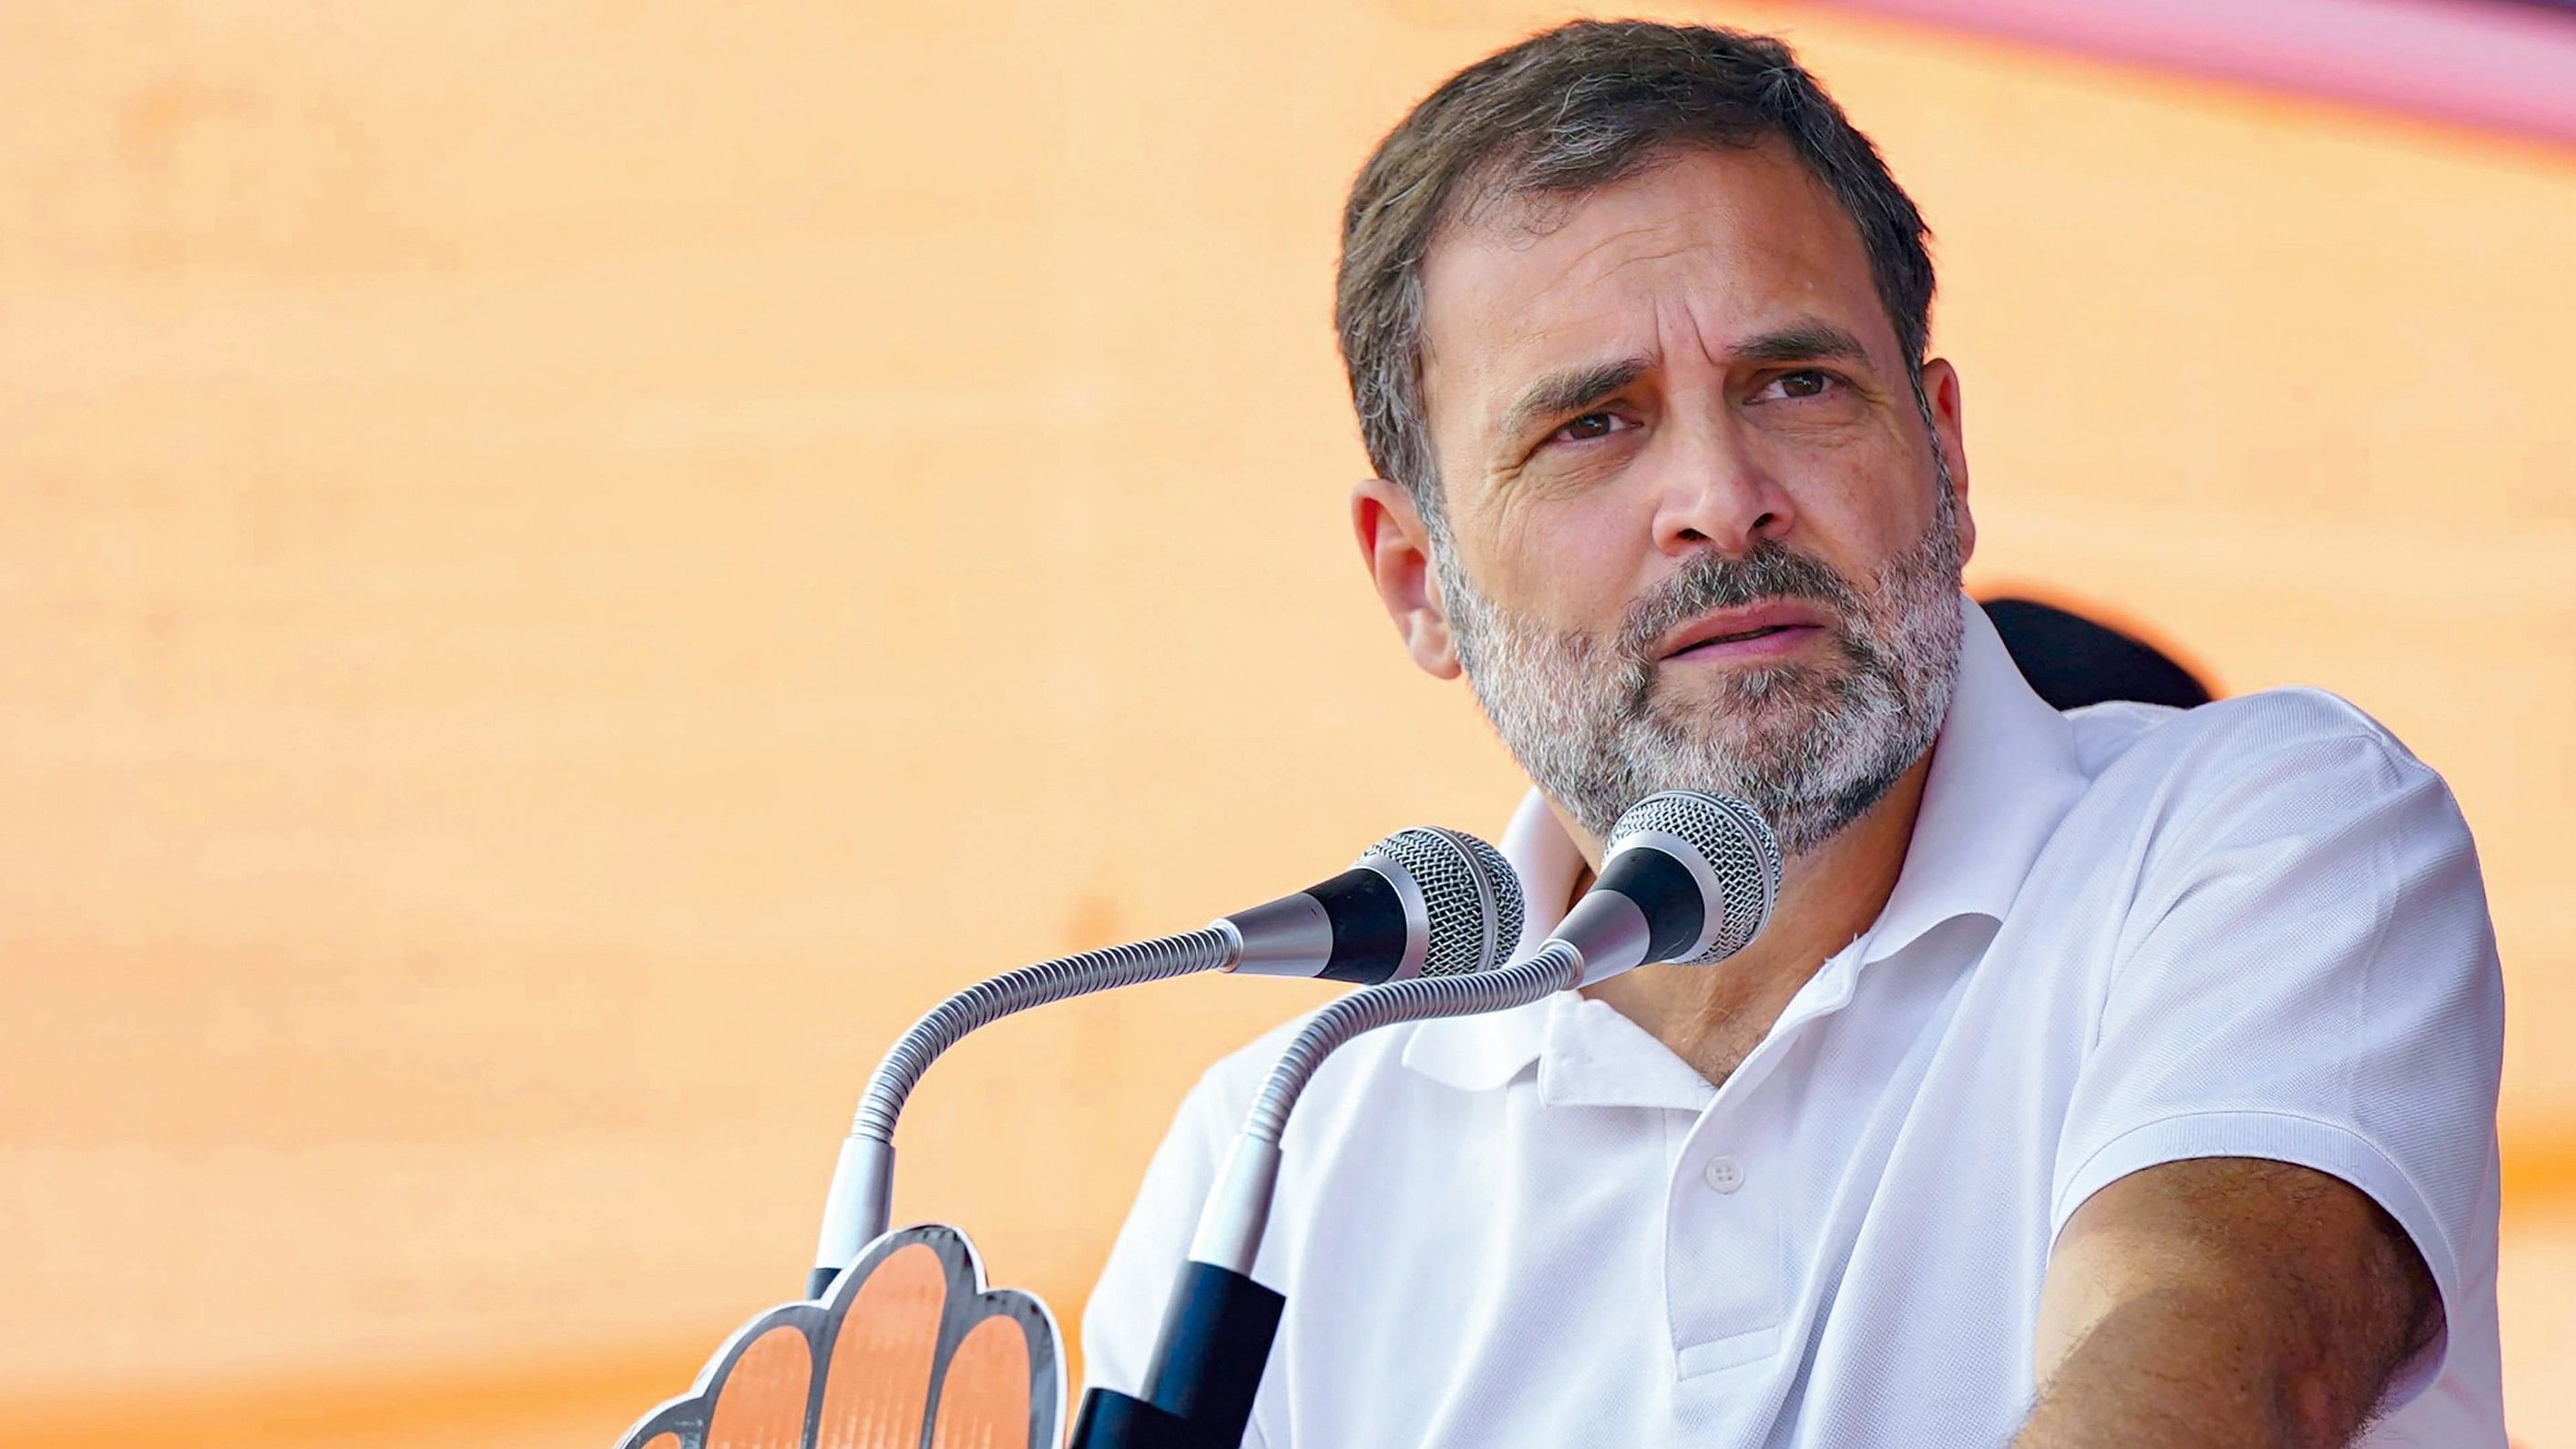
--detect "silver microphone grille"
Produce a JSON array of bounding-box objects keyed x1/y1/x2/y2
[
  {"x1": 1360, "y1": 827, "x2": 1526, "y2": 977},
  {"x1": 1608, "y1": 791, "x2": 1783, "y2": 965}
]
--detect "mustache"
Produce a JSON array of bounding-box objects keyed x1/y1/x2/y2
[{"x1": 1617, "y1": 541, "x2": 1863, "y2": 662}]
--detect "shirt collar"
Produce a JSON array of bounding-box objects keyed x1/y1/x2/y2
[
  {"x1": 1861, "y1": 594, "x2": 2090, "y2": 964},
  {"x1": 1399, "y1": 596, "x2": 2090, "y2": 1095}
]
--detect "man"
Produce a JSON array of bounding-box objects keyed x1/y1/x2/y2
[{"x1": 1085, "y1": 20, "x2": 2503, "y2": 1446}]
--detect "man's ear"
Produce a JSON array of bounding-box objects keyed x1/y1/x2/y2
[
  {"x1": 1351, "y1": 477, "x2": 1462, "y2": 680},
  {"x1": 1920, "y1": 357, "x2": 1975, "y2": 566}
]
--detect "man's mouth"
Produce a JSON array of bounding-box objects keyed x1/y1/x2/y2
[
  {"x1": 1667, "y1": 624, "x2": 1826, "y2": 663},
  {"x1": 1679, "y1": 623, "x2": 1800, "y2": 652},
  {"x1": 1658, "y1": 603, "x2": 1835, "y2": 663}
]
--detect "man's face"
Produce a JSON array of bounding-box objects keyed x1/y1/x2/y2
[{"x1": 1395, "y1": 142, "x2": 1974, "y2": 854}]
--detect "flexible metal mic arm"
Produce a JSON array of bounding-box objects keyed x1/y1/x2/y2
[
  {"x1": 1191, "y1": 855, "x2": 1683, "y2": 1272},
  {"x1": 811, "y1": 824, "x2": 1527, "y2": 1299},
  {"x1": 1081, "y1": 944, "x2": 1589, "y2": 1449},
  {"x1": 1189, "y1": 940, "x2": 1585, "y2": 1274},
  {"x1": 811, "y1": 924, "x2": 1242, "y2": 1298},
  {"x1": 1082, "y1": 792, "x2": 1778, "y2": 1449}
]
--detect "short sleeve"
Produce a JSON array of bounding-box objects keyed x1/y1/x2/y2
[{"x1": 2050, "y1": 705, "x2": 2504, "y2": 1407}]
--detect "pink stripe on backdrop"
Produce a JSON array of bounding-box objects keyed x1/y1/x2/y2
[{"x1": 1806, "y1": 0, "x2": 2576, "y2": 148}]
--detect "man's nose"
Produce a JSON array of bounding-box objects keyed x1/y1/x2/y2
[{"x1": 1645, "y1": 413, "x2": 1795, "y2": 557}]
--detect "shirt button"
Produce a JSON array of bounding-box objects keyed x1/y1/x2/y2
[{"x1": 1702, "y1": 1155, "x2": 1745, "y2": 1194}]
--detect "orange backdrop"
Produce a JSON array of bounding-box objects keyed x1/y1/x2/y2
[{"x1": 4, "y1": 3, "x2": 2571, "y2": 1444}]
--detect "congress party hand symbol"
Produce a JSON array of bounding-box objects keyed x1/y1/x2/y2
[{"x1": 618, "y1": 1224, "x2": 1063, "y2": 1449}]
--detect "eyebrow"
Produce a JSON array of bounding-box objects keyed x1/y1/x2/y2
[
  {"x1": 1495, "y1": 355, "x2": 1652, "y2": 445},
  {"x1": 1733, "y1": 320, "x2": 1873, "y2": 368},
  {"x1": 1490, "y1": 320, "x2": 1876, "y2": 446}
]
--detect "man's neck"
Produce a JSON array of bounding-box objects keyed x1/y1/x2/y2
[{"x1": 1557, "y1": 752, "x2": 1933, "y2": 1087}]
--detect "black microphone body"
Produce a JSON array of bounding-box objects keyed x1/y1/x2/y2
[{"x1": 1219, "y1": 864, "x2": 1412, "y2": 983}]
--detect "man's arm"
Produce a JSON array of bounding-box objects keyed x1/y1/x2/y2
[{"x1": 2017, "y1": 1157, "x2": 2440, "y2": 1448}]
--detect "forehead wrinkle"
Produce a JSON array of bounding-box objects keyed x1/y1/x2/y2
[
  {"x1": 1505, "y1": 213, "x2": 1726, "y2": 334},
  {"x1": 1535, "y1": 227, "x2": 1700, "y2": 295}
]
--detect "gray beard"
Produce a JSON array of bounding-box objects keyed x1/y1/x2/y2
[{"x1": 1437, "y1": 491, "x2": 1966, "y2": 856}]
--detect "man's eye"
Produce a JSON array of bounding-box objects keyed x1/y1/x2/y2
[
  {"x1": 1765, "y1": 370, "x2": 1837, "y2": 401},
  {"x1": 1552, "y1": 412, "x2": 1629, "y2": 444}
]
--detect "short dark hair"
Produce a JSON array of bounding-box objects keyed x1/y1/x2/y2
[{"x1": 1334, "y1": 19, "x2": 1937, "y2": 530}]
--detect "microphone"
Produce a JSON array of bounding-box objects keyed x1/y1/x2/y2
[
  {"x1": 807, "y1": 827, "x2": 1525, "y2": 1297},
  {"x1": 1072, "y1": 791, "x2": 1780, "y2": 1449},
  {"x1": 1218, "y1": 825, "x2": 1527, "y2": 985},
  {"x1": 1540, "y1": 789, "x2": 1781, "y2": 985}
]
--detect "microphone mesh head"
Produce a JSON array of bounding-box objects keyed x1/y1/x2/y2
[
  {"x1": 1608, "y1": 791, "x2": 1783, "y2": 965},
  {"x1": 1361, "y1": 827, "x2": 1526, "y2": 977}
]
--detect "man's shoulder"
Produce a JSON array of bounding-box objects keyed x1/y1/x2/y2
[
  {"x1": 2018, "y1": 684, "x2": 2473, "y2": 924},
  {"x1": 2064, "y1": 684, "x2": 2441, "y2": 810}
]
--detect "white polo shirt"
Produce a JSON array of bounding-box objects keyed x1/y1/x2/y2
[{"x1": 1084, "y1": 600, "x2": 2505, "y2": 1447}]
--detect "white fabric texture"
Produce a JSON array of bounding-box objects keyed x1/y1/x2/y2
[{"x1": 1083, "y1": 599, "x2": 2505, "y2": 1447}]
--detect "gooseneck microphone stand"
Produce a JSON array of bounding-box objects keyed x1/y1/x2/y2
[
  {"x1": 810, "y1": 926, "x2": 1241, "y2": 1298},
  {"x1": 1070, "y1": 791, "x2": 1780, "y2": 1449},
  {"x1": 808, "y1": 827, "x2": 1524, "y2": 1299},
  {"x1": 1070, "y1": 940, "x2": 1589, "y2": 1449}
]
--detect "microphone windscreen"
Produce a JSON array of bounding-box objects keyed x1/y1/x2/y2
[
  {"x1": 1604, "y1": 791, "x2": 1781, "y2": 965},
  {"x1": 1359, "y1": 826, "x2": 1526, "y2": 978}
]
